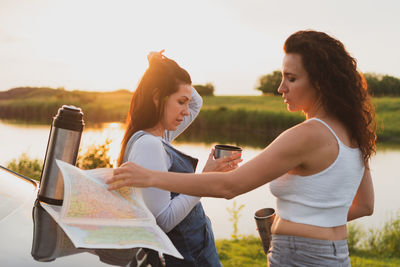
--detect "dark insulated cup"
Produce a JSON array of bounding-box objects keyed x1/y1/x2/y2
[
  {"x1": 254, "y1": 208, "x2": 276, "y2": 255},
  {"x1": 213, "y1": 144, "x2": 242, "y2": 159}
]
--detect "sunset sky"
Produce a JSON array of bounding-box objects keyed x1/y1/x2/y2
[{"x1": 1, "y1": 0, "x2": 399, "y2": 95}]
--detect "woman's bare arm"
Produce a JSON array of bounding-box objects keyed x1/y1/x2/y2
[
  {"x1": 347, "y1": 162, "x2": 374, "y2": 221},
  {"x1": 107, "y1": 123, "x2": 313, "y2": 199}
]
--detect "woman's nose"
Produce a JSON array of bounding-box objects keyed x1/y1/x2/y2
[
  {"x1": 182, "y1": 105, "x2": 190, "y2": 115},
  {"x1": 277, "y1": 81, "x2": 286, "y2": 94}
]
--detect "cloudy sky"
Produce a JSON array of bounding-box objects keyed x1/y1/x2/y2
[{"x1": 1, "y1": 0, "x2": 399, "y2": 95}]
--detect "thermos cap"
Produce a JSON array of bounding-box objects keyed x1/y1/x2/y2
[{"x1": 53, "y1": 105, "x2": 85, "y2": 131}]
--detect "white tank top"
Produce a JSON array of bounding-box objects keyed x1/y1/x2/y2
[{"x1": 269, "y1": 118, "x2": 365, "y2": 227}]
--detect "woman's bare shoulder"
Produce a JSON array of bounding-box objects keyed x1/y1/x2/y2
[{"x1": 279, "y1": 120, "x2": 327, "y2": 143}]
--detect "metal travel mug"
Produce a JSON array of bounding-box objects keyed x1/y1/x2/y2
[
  {"x1": 213, "y1": 144, "x2": 242, "y2": 159},
  {"x1": 254, "y1": 208, "x2": 276, "y2": 255},
  {"x1": 38, "y1": 105, "x2": 84, "y2": 205}
]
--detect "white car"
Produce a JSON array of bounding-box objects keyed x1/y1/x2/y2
[{"x1": 0, "y1": 166, "x2": 149, "y2": 267}]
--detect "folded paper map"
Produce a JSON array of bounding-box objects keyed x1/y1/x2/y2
[{"x1": 40, "y1": 160, "x2": 182, "y2": 259}]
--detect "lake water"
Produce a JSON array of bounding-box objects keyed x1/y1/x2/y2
[{"x1": 1, "y1": 121, "x2": 399, "y2": 239}]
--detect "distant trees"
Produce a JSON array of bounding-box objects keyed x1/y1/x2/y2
[
  {"x1": 193, "y1": 83, "x2": 215, "y2": 96},
  {"x1": 364, "y1": 73, "x2": 400, "y2": 96},
  {"x1": 256, "y1": 70, "x2": 282, "y2": 95},
  {"x1": 255, "y1": 70, "x2": 400, "y2": 97}
]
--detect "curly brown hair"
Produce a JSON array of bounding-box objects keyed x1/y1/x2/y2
[{"x1": 284, "y1": 30, "x2": 376, "y2": 162}]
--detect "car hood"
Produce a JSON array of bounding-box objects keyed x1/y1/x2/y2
[{"x1": 0, "y1": 166, "x2": 138, "y2": 266}]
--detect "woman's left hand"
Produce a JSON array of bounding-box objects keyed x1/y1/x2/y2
[
  {"x1": 202, "y1": 148, "x2": 243, "y2": 173},
  {"x1": 147, "y1": 49, "x2": 165, "y2": 62},
  {"x1": 106, "y1": 162, "x2": 152, "y2": 191}
]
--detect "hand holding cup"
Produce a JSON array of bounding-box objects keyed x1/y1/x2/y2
[
  {"x1": 214, "y1": 144, "x2": 242, "y2": 159},
  {"x1": 202, "y1": 144, "x2": 243, "y2": 172}
]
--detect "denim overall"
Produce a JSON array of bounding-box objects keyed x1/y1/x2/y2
[{"x1": 126, "y1": 131, "x2": 222, "y2": 267}]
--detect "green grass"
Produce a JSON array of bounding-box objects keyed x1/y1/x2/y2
[
  {"x1": 216, "y1": 236, "x2": 268, "y2": 267},
  {"x1": 350, "y1": 255, "x2": 400, "y2": 267},
  {"x1": 202, "y1": 95, "x2": 292, "y2": 113},
  {"x1": 373, "y1": 97, "x2": 400, "y2": 142},
  {"x1": 216, "y1": 236, "x2": 400, "y2": 267}
]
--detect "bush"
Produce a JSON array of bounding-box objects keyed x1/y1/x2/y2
[
  {"x1": 76, "y1": 139, "x2": 114, "y2": 170},
  {"x1": 364, "y1": 214, "x2": 400, "y2": 257},
  {"x1": 6, "y1": 153, "x2": 43, "y2": 181},
  {"x1": 5, "y1": 139, "x2": 114, "y2": 181},
  {"x1": 347, "y1": 222, "x2": 364, "y2": 253}
]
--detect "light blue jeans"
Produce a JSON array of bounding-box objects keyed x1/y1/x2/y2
[{"x1": 268, "y1": 234, "x2": 351, "y2": 267}]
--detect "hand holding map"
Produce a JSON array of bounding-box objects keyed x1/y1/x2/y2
[{"x1": 40, "y1": 160, "x2": 182, "y2": 259}]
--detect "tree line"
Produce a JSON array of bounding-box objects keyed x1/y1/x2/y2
[{"x1": 256, "y1": 71, "x2": 400, "y2": 97}]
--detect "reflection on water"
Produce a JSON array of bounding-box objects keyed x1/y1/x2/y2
[
  {"x1": 0, "y1": 121, "x2": 125, "y2": 167},
  {"x1": 1, "y1": 121, "x2": 399, "y2": 239}
]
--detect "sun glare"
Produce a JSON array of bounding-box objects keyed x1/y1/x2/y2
[{"x1": 24, "y1": 1, "x2": 199, "y2": 92}]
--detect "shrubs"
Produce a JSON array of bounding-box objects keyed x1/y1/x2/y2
[
  {"x1": 5, "y1": 139, "x2": 114, "y2": 180},
  {"x1": 364, "y1": 215, "x2": 400, "y2": 258},
  {"x1": 347, "y1": 222, "x2": 365, "y2": 253},
  {"x1": 76, "y1": 139, "x2": 114, "y2": 170},
  {"x1": 6, "y1": 153, "x2": 43, "y2": 181},
  {"x1": 347, "y1": 216, "x2": 400, "y2": 258}
]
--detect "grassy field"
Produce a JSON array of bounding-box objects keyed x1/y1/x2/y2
[
  {"x1": 373, "y1": 97, "x2": 400, "y2": 141},
  {"x1": 1, "y1": 88, "x2": 399, "y2": 145},
  {"x1": 202, "y1": 95, "x2": 397, "y2": 141},
  {"x1": 184, "y1": 95, "x2": 400, "y2": 146},
  {"x1": 0, "y1": 87, "x2": 131, "y2": 123},
  {"x1": 202, "y1": 95, "x2": 292, "y2": 112}
]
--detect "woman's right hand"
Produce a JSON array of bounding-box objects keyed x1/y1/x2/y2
[
  {"x1": 202, "y1": 148, "x2": 242, "y2": 173},
  {"x1": 106, "y1": 162, "x2": 152, "y2": 190}
]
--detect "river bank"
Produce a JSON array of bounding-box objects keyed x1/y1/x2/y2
[{"x1": 1, "y1": 89, "x2": 399, "y2": 146}]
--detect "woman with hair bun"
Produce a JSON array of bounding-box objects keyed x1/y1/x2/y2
[
  {"x1": 110, "y1": 32, "x2": 376, "y2": 266},
  {"x1": 117, "y1": 51, "x2": 240, "y2": 266}
]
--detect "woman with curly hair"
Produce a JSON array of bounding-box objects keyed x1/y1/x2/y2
[{"x1": 109, "y1": 31, "x2": 376, "y2": 266}]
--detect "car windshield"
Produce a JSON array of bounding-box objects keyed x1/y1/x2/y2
[{"x1": 0, "y1": 166, "x2": 37, "y2": 221}]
